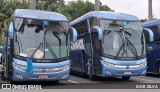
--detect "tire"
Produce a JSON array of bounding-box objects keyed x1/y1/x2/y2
[
  {"x1": 122, "y1": 76, "x2": 130, "y2": 80},
  {"x1": 1, "y1": 71, "x2": 6, "y2": 81},
  {"x1": 88, "y1": 65, "x2": 97, "y2": 81},
  {"x1": 158, "y1": 63, "x2": 160, "y2": 78},
  {"x1": 54, "y1": 81, "x2": 59, "y2": 83}
]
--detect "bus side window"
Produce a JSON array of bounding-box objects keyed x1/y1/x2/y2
[
  {"x1": 147, "y1": 25, "x2": 159, "y2": 42},
  {"x1": 144, "y1": 31, "x2": 150, "y2": 44},
  {"x1": 72, "y1": 19, "x2": 88, "y2": 35},
  {"x1": 89, "y1": 17, "x2": 99, "y2": 28}
]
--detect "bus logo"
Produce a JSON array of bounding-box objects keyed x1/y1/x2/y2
[
  {"x1": 126, "y1": 66, "x2": 129, "y2": 69},
  {"x1": 42, "y1": 69, "x2": 46, "y2": 73}
]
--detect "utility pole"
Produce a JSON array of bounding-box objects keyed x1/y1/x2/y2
[
  {"x1": 148, "y1": 0, "x2": 153, "y2": 20},
  {"x1": 31, "y1": 0, "x2": 36, "y2": 10},
  {"x1": 95, "y1": 0, "x2": 100, "y2": 11}
]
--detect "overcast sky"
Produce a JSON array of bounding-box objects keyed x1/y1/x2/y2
[{"x1": 65, "y1": 0, "x2": 160, "y2": 19}]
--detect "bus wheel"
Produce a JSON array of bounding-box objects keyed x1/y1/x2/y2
[
  {"x1": 158, "y1": 63, "x2": 160, "y2": 77},
  {"x1": 89, "y1": 68, "x2": 96, "y2": 81},
  {"x1": 122, "y1": 76, "x2": 130, "y2": 80},
  {"x1": 53, "y1": 81, "x2": 59, "y2": 83}
]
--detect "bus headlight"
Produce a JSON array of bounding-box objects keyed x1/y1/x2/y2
[
  {"x1": 139, "y1": 61, "x2": 147, "y2": 67},
  {"x1": 59, "y1": 65, "x2": 70, "y2": 71},
  {"x1": 137, "y1": 59, "x2": 147, "y2": 67},
  {"x1": 12, "y1": 63, "x2": 26, "y2": 70},
  {"x1": 101, "y1": 60, "x2": 115, "y2": 68}
]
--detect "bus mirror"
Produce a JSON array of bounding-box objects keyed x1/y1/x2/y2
[
  {"x1": 143, "y1": 28, "x2": 154, "y2": 42},
  {"x1": 9, "y1": 22, "x2": 14, "y2": 39},
  {"x1": 69, "y1": 27, "x2": 77, "y2": 43},
  {"x1": 93, "y1": 26, "x2": 103, "y2": 40}
]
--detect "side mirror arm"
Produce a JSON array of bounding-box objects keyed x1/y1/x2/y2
[
  {"x1": 93, "y1": 26, "x2": 103, "y2": 40},
  {"x1": 69, "y1": 27, "x2": 78, "y2": 43},
  {"x1": 143, "y1": 28, "x2": 154, "y2": 42}
]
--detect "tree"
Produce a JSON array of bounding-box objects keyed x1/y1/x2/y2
[
  {"x1": 140, "y1": 19, "x2": 148, "y2": 23},
  {"x1": 59, "y1": 0, "x2": 111, "y2": 22},
  {"x1": 36, "y1": 0, "x2": 65, "y2": 12},
  {"x1": 0, "y1": 0, "x2": 30, "y2": 44}
]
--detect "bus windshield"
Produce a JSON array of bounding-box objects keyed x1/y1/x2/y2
[
  {"x1": 14, "y1": 18, "x2": 69, "y2": 59},
  {"x1": 100, "y1": 20, "x2": 145, "y2": 59}
]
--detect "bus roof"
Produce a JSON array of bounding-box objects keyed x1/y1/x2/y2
[
  {"x1": 14, "y1": 9, "x2": 68, "y2": 21},
  {"x1": 70, "y1": 11, "x2": 139, "y2": 26},
  {"x1": 142, "y1": 19, "x2": 160, "y2": 27}
]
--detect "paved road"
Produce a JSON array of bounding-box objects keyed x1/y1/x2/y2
[{"x1": 0, "y1": 73, "x2": 160, "y2": 89}]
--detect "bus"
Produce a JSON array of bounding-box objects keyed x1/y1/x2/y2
[
  {"x1": 0, "y1": 9, "x2": 77, "y2": 82},
  {"x1": 69, "y1": 11, "x2": 153, "y2": 80},
  {"x1": 142, "y1": 19, "x2": 160, "y2": 77}
]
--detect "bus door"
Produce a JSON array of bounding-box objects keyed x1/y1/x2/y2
[
  {"x1": 91, "y1": 32, "x2": 101, "y2": 75},
  {"x1": 84, "y1": 34, "x2": 92, "y2": 75}
]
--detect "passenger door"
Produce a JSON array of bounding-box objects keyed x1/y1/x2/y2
[{"x1": 84, "y1": 34, "x2": 92, "y2": 75}]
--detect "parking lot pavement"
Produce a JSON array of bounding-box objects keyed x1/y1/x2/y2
[
  {"x1": 0, "y1": 66, "x2": 159, "y2": 89},
  {"x1": 0, "y1": 74, "x2": 159, "y2": 89}
]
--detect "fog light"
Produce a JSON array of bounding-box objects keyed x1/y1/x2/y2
[
  {"x1": 16, "y1": 73, "x2": 23, "y2": 79},
  {"x1": 141, "y1": 70, "x2": 146, "y2": 74},
  {"x1": 62, "y1": 73, "x2": 69, "y2": 79}
]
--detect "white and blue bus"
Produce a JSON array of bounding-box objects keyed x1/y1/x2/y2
[
  {"x1": 1, "y1": 9, "x2": 77, "y2": 82},
  {"x1": 69, "y1": 11, "x2": 152, "y2": 80}
]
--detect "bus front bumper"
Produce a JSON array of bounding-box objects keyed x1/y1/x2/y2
[
  {"x1": 12, "y1": 59, "x2": 70, "y2": 81},
  {"x1": 12, "y1": 67, "x2": 70, "y2": 81},
  {"x1": 101, "y1": 65, "x2": 147, "y2": 77},
  {"x1": 100, "y1": 57, "x2": 147, "y2": 77}
]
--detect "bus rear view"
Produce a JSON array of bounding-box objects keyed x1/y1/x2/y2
[{"x1": 70, "y1": 11, "x2": 148, "y2": 80}]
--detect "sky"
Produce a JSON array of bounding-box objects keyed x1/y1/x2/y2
[{"x1": 64, "y1": 0, "x2": 160, "y2": 19}]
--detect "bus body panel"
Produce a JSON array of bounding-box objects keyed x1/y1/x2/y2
[
  {"x1": 143, "y1": 19, "x2": 160, "y2": 74},
  {"x1": 1, "y1": 9, "x2": 72, "y2": 82},
  {"x1": 70, "y1": 11, "x2": 147, "y2": 79},
  {"x1": 12, "y1": 58, "x2": 70, "y2": 81}
]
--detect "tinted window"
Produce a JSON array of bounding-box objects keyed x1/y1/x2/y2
[
  {"x1": 89, "y1": 17, "x2": 99, "y2": 28},
  {"x1": 147, "y1": 25, "x2": 159, "y2": 41},
  {"x1": 72, "y1": 20, "x2": 88, "y2": 35}
]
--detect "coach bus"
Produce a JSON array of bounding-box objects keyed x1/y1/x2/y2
[
  {"x1": 142, "y1": 19, "x2": 160, "y2": 77},
  {"x1": 70, "y1": 11, "x2": 153, "y2": 80},
  {"x1": 0, "y1": 9, "x2": 77, "y2": 82}
]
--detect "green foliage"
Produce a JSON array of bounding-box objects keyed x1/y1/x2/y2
[
  {"x1": 59, "y1": 0, "x2": 111, "y2": 22},
  {"x1": 36, "y1": 0, "x2": 65, "y2": 12}
]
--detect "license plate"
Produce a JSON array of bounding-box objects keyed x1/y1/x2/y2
[
  {"x1": 124, "y1": 72, "x2": 132, "y2": 75},
  {"x1": 39, "y1": 75, "x2": 48, "y2": 79}
]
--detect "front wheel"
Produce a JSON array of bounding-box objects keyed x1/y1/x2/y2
[
  {"x1": 88, "y1": 66, "x2": 97, "y2": 81},
  {"x1": 122, "y1": 76, "x2": 130, "y2": 80},
  {"x1": 53, "y1": 81, "x2": 59, "y2": 83}
]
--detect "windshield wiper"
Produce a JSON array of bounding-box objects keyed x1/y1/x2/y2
[
  {"x1": 126, "y1": 37, "x2": 138, "y2": 58},
  {"x1": 30, "y1": 28, "x2": 47, "y2": 58},
  {"x1": 115, "y1": 29, "x2": 138, "y2": 59},
  {"x1": 30, "y1": 42, "x2": 43, "y2": 58}
]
